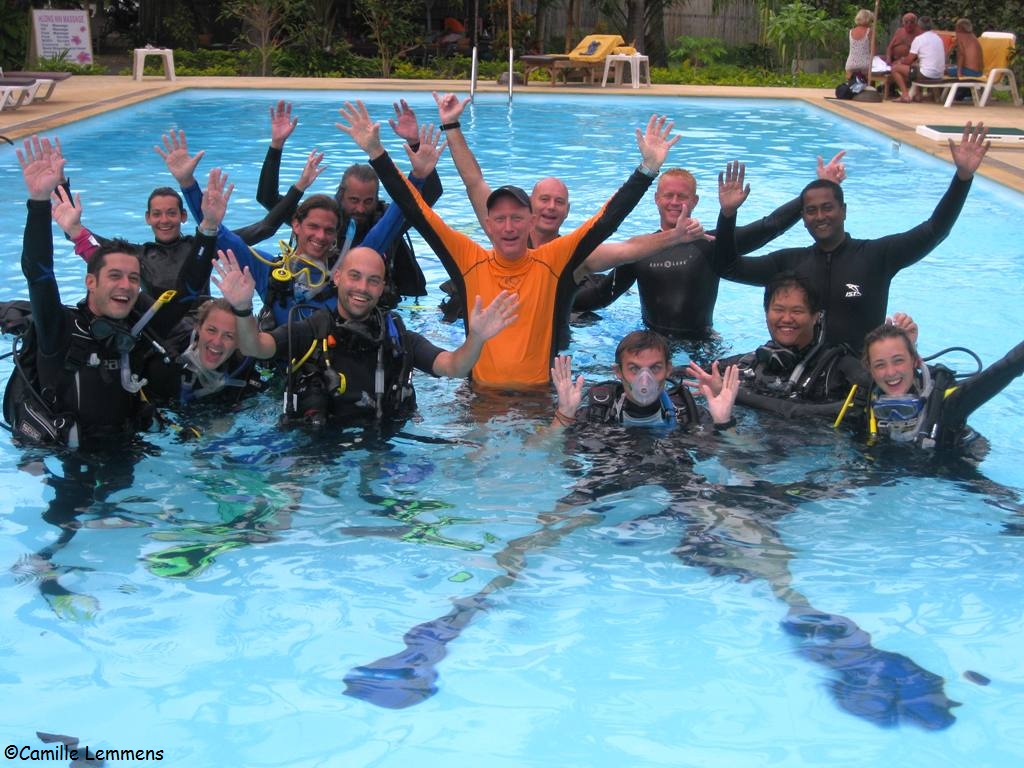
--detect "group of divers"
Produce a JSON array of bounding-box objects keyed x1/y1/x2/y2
[
  {"x1": 5, "y1": 94, "x2": 1022, "y2": 454},
  {"x1": 4, "y1": 93, "x2": 1024, "y2": 729}
]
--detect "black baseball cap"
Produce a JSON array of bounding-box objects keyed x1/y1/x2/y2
[{"x1": 486, "y1": 185, "x2": 532, "y2": 211}]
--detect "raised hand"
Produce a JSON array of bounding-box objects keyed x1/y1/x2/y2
[
  {"x1": 336, "y1": 100, "x2": 384, "y2": 158},
  {"x1": 18, "y1": 135, "x2": 66, "y2": 200},
  {"x1": 703, "y1": 363, "x2": 739, "y2": 425},
  {"x1": 469, "y1": 290, "x2": 519, "y2": 341},
  {"x1": 432, "y1": 91, "x2": 469, "y2": 125},
  {"x1": 269, "y1": 100, "x2": 298, "y2": 149},
  {"x1": 636, "y1": 114, "x2": 681, "y2": 174},
  {"x1": 551, "y1": 354, "x2": 585, "y2": 422},
  {"x1": 718, "y1": 160, "x2": 751, "y2": 217},
  {"x1": 388, "y1": 99, "x2": 421, "y2": 142},
  {"x1": 211, "y1": 249, "x2": 255, "y2": 310},
  {"x1": 684, "y1": 360, "x2": 723, "y2": 397},
  {"x1": 297, "y1": 149, "x2": 326, "y2": 191},
  {"x1": 50, "y1": 185, "x2": 83, "y2": 236},
  {"x1": 154, "y1": 129, "x2": 205, "y2": 186},
  {"x1": 887, "y1": 311, "x2": 919, "y2": 346},
  {"x1": 671, "y1": 203, "x2": 714, "y2": 244},
  {"x1": 817, "y1": 150, "x2": 847, "y2": 184},
  {"x1": 405, "y1": 124, "x2": 448, "y2": 179},
  {"x1": 950, "y1": 121, "x2": 989, "y2": 180},
  {"x1": 200, "y1": 168, "x2": 234, "y2": 231}
]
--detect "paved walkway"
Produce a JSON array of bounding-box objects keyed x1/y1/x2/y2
[{"x1": 4, "y1": 75, "x2": 1024, "y2": 192}]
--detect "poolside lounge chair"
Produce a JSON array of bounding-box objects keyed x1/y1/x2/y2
[
  {"x1": 552, "y1": 35, "x2": 625, "y2": 85},
  {"x1": 0, "y1": 77, "x2": 55, "y2": 106},
  {"x1": 909, "y1": 31, "x2": 1022, "y2": 108},
  {"x1": 0, "y1": 69, "x2": 66, "y2": 101},
  {"x1": 1, "y1": 85, "x2": 30, "y2": 111}
]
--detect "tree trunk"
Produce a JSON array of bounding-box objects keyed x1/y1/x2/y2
[{"x1": 645, "y1": 0, "x2": 668, "y2": 66}]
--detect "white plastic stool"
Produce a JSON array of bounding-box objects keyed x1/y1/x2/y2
[
  {"x1": 133, "y1": 47, "x2": 176, "y2": 81},
  {"x1": 601, "y1": 54, "x2": 651, "y2": 89}
]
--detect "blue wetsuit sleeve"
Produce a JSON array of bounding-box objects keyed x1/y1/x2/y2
[
  {"x1": 22, "y1": 199, "x2": 68, "y2": 356},
  {"x1": 218, "y1": 226, "x2": 273, "y2": 301},
  {"x1": 181, "y1": 181, "x2": 204, "y2": 225},
  {"x1": 362, "y1": 174, "x2": 429, "y2": 254}
]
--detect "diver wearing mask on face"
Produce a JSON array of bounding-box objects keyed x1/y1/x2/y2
[
  {"x1": 551, "y1": 330, "x2": 741, "y2": 431},
  {"x1": 833, "y1": 316, "x2": 1024, "y2": 457}
]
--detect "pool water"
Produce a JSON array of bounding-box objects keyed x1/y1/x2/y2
[{"x1": 1, "y1": 91, "x2": 1023, "y2": 767}]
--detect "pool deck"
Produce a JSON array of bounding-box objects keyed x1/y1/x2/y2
[{"x1": 3, "y1": 75, "x2": 1024, "y2": 193}]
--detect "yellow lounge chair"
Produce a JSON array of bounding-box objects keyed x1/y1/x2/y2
[
  {"x1": 910, "y1": 31, "x2": 1022, "y2": 108},
  {"x1": 552, "y1": 35, "x2": 625, "y2": 85}
]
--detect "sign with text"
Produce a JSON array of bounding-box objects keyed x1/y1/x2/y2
[{"x1": 31, "y1": 9, "x2": 93, "y2": 65}]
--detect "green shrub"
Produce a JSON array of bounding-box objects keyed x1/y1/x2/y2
[
  {"x1": 652, "y1": 64, "x2": 844, "y2": 88},
  {"x1": 0, "y1": 5, "x2": 28, "y2": 71},
  {"x1": 32, "y1": 52, "x2": 106, "y2": 76},
  {"x1": 668, "y1": 36, "x2": 727, "y2": 68}
]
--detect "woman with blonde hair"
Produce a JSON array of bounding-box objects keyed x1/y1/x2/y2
[{"x1": 845, "y1": 8, "x2": 875, "y2": 80}]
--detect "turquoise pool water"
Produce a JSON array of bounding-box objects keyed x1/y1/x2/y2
[{"x1": 0, "y1": 91, "x2": 1023, "y2": 767}]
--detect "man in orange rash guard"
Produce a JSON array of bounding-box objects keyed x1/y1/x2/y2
[{"x1": 337, "y1": 100, "x2": 681, "y2": 388}]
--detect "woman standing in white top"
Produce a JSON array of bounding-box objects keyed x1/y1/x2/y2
[{"x1": 845, "y1": 8, "x2": 874, "y2": 79}]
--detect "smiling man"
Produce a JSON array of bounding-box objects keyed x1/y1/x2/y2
[
  {"x1": 685, "y1": 273, "x2": 869, "y2": 416},
  {"x1": 550, "y1": 330, "x2": 739, "y2": 429},
  {"x1": 10, "y1": 136, "x2": 225, "y2": 448},
  {"x1": 713, "y1": 123, "x2": 990, "y2": 352},
  {"x1": 338, "y1": 100, "x2": 679, "y2": 388},
  {"x1": 213, "y1": 247, "x2": 519, "y2": 426}
]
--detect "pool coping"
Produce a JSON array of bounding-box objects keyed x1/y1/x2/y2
[{"x1": 3, "y1": 76, "x2": 1024, "y2": 193}]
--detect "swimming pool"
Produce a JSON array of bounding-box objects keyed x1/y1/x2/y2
[{"x1": 1, "y1": 90, "x2": 1023, "y2": 767}]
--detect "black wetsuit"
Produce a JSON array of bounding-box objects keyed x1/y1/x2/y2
[
  {"x1": 270, "y1": 307, "x2": 443, "y2": 424},
  {"x1": 575, "y1": 380, "x2": 704, "y2": 428},
  {"x1": 715, "y1": 173, "x2": 973, "y2": 351},
  {"x1": 177, "y1": 350, "x2": 265, "y2": 406},
  {"x1": 858, "y1": 340, "x2": 1024, "y2": 453},
  {"x1": 715, "y1": 338, "x2": 868, "y2": 418},
  {"x1": 16, "y1": 199, "x2": 217, "y2": 447},
  {"x1": 572, "y1": 197, "x2": 804, "y2": 338},
  {"x1": 257, "y1": 146, "x2": 443, "y2": 303}
]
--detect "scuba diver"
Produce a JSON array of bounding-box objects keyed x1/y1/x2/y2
[
  {"x1": 6, "y1": 136, "x2": 230, "y2": 450},
  {"x1": 551, "y1": 330, "x2": 740, "y2": 430},
  {"x1": 211, "y1": 246, "x2": 519, "y2": 428},
  {"x1": 176, "y1": 297, "x2": 265, "y2": 405},
  {"x1": 51, "y1": 130, "x2": 301, "y2": 307},
  {"x1": 167, "y1": 111, "x2": 440, "y2": 329},
  {"x1": 712, "y1": 123, "x2": 991, "y2": 351},
  {"x1": 686, "y1": 272, "x2": 869, "y2": 419},
  {"x1": 254, "y1": 99, "x2": 442, "y2": 309},
  {"x1": 835, "y1": 316, "x2": 1024, "y2": 455}
]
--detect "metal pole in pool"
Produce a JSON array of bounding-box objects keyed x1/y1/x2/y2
[
  {"x1": 470, "y1": 0, "x2": 479, "y2": 102},
  {"x1": 470, "y1": 47, "x2": 478, "y2": 101},
  {"x1": 507, "y1": 0, "x2": 513, "y2": 103}
]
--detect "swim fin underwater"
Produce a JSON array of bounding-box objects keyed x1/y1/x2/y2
[
  {"x1": 342, "y1": 428, "x2": 963, "y2": 730},
  {"x1": 781, "y1": 606, "x2": 960, "y2": 729}
]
